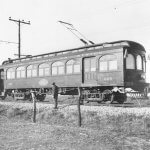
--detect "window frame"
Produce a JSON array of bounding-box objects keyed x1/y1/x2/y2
[
  {"x1": 143, "y1": 56, "x2": 146, "y2": 72},
  {"x1": 84, "y1": 57, "x2": 96, "y2": 73},
  {"x1": 126, "y1": 53, "x2": 135, "y2": 70},
  {"x1": 52, "y1": 61, "x2": 64, "y2": 75},
  {"x1": 66, "y1": 59, "x2": 80, "y2": 74},
  {"x1": 27, "y1": 65, "x2": 38, "y2": 78},
  {"x1": 136, "y1": 55, "x2": 142, "y2": 70},
  {"x1": 38, "y1": 63, "x2": 50, "y2": 77},
  {"x1": 6, "y1": 68, "x2": 15, "y2": 79},
  {"x1": 99, "y1": 54, "x2": 118, "y2": 72},
  {"x1": 16, "y1": 66, "x2": 26, "y2": 79}
]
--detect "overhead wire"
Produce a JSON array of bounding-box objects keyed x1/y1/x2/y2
[{"x1": 0, "y1": 40, "x2": 18, "y2": 45}]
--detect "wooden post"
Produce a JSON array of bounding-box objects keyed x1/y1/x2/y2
[
  {"x1": 77, "y1": 87, "x2": 82, "y2": 127},
  {"x1": 31, "y1": 92, "x2": 36, "y2": 123}
]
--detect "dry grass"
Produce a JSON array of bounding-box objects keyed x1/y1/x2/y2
[{"x1": 1, "y1": 100, "x2": 150, "y2": 149}]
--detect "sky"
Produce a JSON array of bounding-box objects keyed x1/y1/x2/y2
[{"x1": 0, "y1": 0, "x2": 150, "y2": 81}]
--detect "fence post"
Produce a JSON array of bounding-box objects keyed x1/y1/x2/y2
[
  {"x1": 31, "y1": 91, "x2": 36, "y2": 123},
  {"x1": 77, "y1": 87, "x2": 82, "y2": 127}
]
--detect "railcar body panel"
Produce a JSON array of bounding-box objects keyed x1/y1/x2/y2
[
  {"x1": 0, "y1": 40, "x2": 148, "y2": 98},
  {"x1": 4, "y1": 74, "x2": 82, "y2": 89}
]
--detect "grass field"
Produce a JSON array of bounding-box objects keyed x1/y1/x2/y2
[{"x1": 1, "y1": 98, "x2": 150, "y2": 149}]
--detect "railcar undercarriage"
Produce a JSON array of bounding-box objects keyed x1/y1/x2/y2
[{"x1": 0, "y1": 86, "x2": 147, "y2": 105}]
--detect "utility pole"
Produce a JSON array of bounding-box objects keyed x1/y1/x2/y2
[{"x1": 9, "y1": 17, "x2": 30, "y2": 58}]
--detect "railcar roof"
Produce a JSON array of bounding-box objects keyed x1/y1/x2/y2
[{"x1": 1, "y1": 40, "x2": 145, "y2": 66}]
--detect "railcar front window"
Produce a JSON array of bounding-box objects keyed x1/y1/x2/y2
[
  {"x1": 126, "y1": 54, "x2": 135, "y2": 69},
  {"x1": 39, "y1": 63, "x2": 50, "y2": 76},
  {"x1": 7, "y1": 68, "x2": 15, "y2": 79},
  {"x1": 27, "y1": 65, "x2": 37, "y2": 78},
  {"x1": 52, "y1": 61, "x2": 64, "y2": 75},
  {"x1": 16, "y1": 66, "x2": 25, "y2": 78},
  {"x1": 136, "y1": 55, "x2": 142, "y2": 70}
]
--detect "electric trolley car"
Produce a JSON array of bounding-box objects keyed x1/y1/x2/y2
[{"x1": 0, "y1": 40, "x2": 148, "y2": 103}]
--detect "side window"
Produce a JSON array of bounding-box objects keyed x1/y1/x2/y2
[
  {"x1": 39, "y1": 63, "x2": 50, "y2": 76},
  {"x1": 99, "y1": 55, "x2": 117, "y2": 72},
  {"x1": 27, "y1": 65, "x2": 37, "y2": 78},
  {"x1": 66, "y1": 59, "x2": 80, "y2": 74},
  {"x1": 126, "y1": 54, "x2": 135, "y2": 69},
  {"x1": 16, "y1": 66, "x2": 25, "y2": 78},
  {"x1": 136, "y1": 55, "x2": 142, "y2": 70},
  {"x1": 109, "y1": 60, "x2": 117, "y2": 70},
  {"x1": 52, "y1": 61, "x2": 64, "y2": 75},
  {"x1": 7, "y1": 68, "x2": 15, "y2": 79}
]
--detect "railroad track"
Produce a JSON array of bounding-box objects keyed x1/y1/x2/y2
[{"x1": 1, "y1": 97, "x2": 150, "y2": 108}]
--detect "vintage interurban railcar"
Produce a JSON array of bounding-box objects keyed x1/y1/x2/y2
[{"x1": 0, "y1": 40, "x2": 148, "y2": 103}]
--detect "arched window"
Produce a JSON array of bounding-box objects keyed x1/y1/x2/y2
[
  {"x1": 27, "y1": 65, "x2": 37, "y2": 78},
  {"x1": 66, "y1": 59, "x2": 80, "y2": 74},
  {"x1": 136, "y1": 55, "x2": 142, "y2": 70},
  {"x1": 52, "y1": 61, "x2": 64, "y2": 75},
  {"x1": 126, "y1": 54, "x2": 135, "y2": 69},
  {"x1": 99, "y1": 55, "x2": 117, "y2": 71},
  {"x1": 39, "y1": 63, "x2": 50, "y2": 76},
  {"x1": 7, "y1": 68, "x2": 15, "y2": 79},
  {"x1": 16, "y1": 66, "x2": 25, "y2": 78}
]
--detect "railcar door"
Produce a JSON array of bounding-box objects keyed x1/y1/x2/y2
[
  {"x1": 83, "y1": 57, "x2": 97, "y2": 84},
  {"x1": 0, "y1": 69, "x2": 4, "y2": 93}
]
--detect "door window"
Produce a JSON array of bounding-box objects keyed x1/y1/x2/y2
[{"x1": 84, "y1": 57, "x2": 96, "y2": 72}]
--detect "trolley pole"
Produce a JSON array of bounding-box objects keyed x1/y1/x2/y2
[{"x1": 9, "y1": 17, "x2": 30, "y2": 59}]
